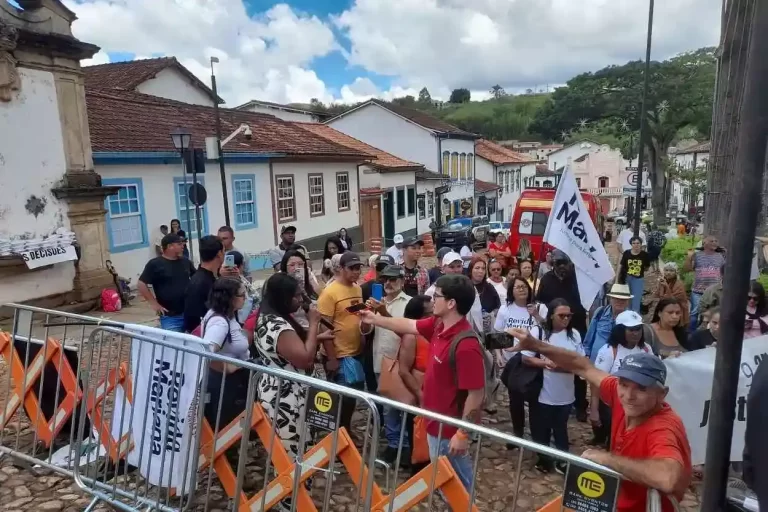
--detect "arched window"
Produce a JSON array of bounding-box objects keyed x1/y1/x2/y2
[
  {"x1": 543, "y1": 180, "x2": 553, "y2": 188},
  {"x1": 497, "y1": 170, "x2": 503, "y2": 187},
  {"x1": 460, "y1": 153, "x2": 467, "y2": 180},
  {"x1": 451, "y1": 152, "x2": 459, "y2": 180},
  {"x1": 467, "y1": 153, "x2": 474, "y2": 180},
  {"x1": 506, "y1": 171, "x2": 511, "y2": 193},
  {"x1": 598, "y1": 176, "x2": 609, "y2": 188},
  {"x1": 517, "y1": 170, "x2": 522, "y2": 191},
  {"x1": 442, "y1": 151, "x2": 450, "y2": 176}
]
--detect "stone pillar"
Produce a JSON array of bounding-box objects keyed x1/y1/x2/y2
[{"x1": 3, "y1": 1, "x2": 118, "y2": 302}]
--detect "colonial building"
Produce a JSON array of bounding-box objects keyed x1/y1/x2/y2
[
  {"x1": 295, "y1": 123, "x2": 437, "y2": 244},
  {"x1": 326, "y1": 99, "x2": 478, "y2": 237},
  {"x1": 236, "y1": 99, "x2": 331, "y2": 123},
  {"x1": 669, "y1": 141, "x2": 709, "y2": 212},
  {"x1": 84, "y1": 56, "x2": 221, "y2": 107},
  {"x1": 474, "y1": 139, "x2": 536, "y2": 222},
  {"x1": 86, "y1": 88, "x2": 369, "y2": 281},
  {"x1": 0, "y1": 0, "x2": 117, "y2": 308}
]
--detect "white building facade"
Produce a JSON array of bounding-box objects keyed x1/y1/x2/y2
[
  {"x1": 474, "y1": 139, "x2": 536, "y2": 222},
  {"x1": 669, "y1": 142, "x2": 709, "y2": 213},
  {"x1": 236, "y1": 100, "x2": 328, "y2": 123},
  {"x1": 327, "y1": 100, "x2": 478, "y2": 237}
]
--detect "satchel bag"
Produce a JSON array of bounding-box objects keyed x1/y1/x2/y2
[{"x1": 378, "y1": 347, "x2": 425, "y2": 406}]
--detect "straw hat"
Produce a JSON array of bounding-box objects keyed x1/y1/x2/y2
[{"x1": 606, "y1": 283, "x2": 633, "y2": 299}]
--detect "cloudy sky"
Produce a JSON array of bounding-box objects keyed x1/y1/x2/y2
[{"x1": 60, "y1": 0, "x2": 722, "y2": 107}]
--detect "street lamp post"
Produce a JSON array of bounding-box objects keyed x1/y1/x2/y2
[
  {"x1": 210, "y1": 57, "x2": 231, "y2": 227},
  {"x1": 633, "y1": 0, "x2": 655, "y2": 237},
  {"x1": 170, "y1": 127, "x2": 194, "y2": 258}
]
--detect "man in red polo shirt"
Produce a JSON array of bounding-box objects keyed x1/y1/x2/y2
[
  {"x1": 361, "y1": 274, "x2": 485, "y2": 490},
  {"x1": 507, "y1": 328, "x2": 691, "y2": 511}
]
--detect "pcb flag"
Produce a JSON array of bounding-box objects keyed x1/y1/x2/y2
[{"x1": 543, "y1": 169, "x2": 615, "y2": 309}]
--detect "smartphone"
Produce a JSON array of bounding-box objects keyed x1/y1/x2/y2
[
  {"x1": 224, "y1": 254, "x2": 235, "y2": 267},
  {"x1": 345, "y1": 302, "x2": 368, "y2": 314},
  {"x1": 372, "y1": 283, "x2": 383, "y2": 301}
]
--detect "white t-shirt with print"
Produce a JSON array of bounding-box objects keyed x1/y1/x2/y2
[
  {"x1": 493, "y1": 303, "x2": 548, "y2": 363},
  {"x1": 202, "y1": 310, "x2": 250, "y2": 361},
  {"x1": 386, "y1": 245, "x2": 404, "y2": 264},
  {"x1": 530, "y1": 330, "x2": 585, "y2": 406},
  {"x1": 426, "y1": 284, "x2": 484, "y2": 336},
  {"x1": 594, "y1": 343, "x2": 652, "y2": 375}
]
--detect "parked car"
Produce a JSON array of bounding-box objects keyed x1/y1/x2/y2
[
  {"x1": 489, "y1": 221, "x2": 511, "y2": 238},
  {"x1": 437, "y1": 216, "x2": 489, "y2": 250},
  {"x1": 606, "y1": 209, "x2": 622, "y2": 221}
]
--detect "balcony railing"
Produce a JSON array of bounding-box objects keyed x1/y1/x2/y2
[{"x1": 586, "y1": 186, "x2": 624, "y2": 196}]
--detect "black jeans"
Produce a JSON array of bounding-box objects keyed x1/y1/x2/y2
[
  {"x1": 574, "y1": 375, "x2": 588, "y2": 414},
  {"x1": 591, "y1": 400, "x2": 613, "y2": 446},
  {"x1": 507, "y1": 388, "x2": 539, "y2": 439},
  {"x1": 531, "y1": 403, "x2": 571, "y2": 466},
  {"x1": 204, "y1": 368, "x2": 256, "y2": 430}
]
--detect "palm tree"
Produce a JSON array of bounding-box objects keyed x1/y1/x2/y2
[{"x1": 490, "y1": 84, "x2": 506, "y2": 99}]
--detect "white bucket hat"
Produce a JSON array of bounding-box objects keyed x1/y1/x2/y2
[{"x1": 606, "y1": 283, "x2": 633, "y2": 299}]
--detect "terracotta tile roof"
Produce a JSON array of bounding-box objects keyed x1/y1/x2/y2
[
  {"x1": 675, "y1": 141, "x2": 710, "y2": 154},
  {"x1": 474, "y1": 179, "x2": 501, "y2": 194},
  {"x1": 294, "y1": 123, "x2": 423, "y2": 171},
  {"x1": 85, "y1": 89, "x2": 369, "y2": 158},
  {"x1": 329, "y1": 100, "x2": 476, "y2": 137},
  {"x1": 84, "y1": 57, "x2": 223, "y2": 103},
  {"x1": 476, "y1": 139, "x2": 535, "y2": 165}
]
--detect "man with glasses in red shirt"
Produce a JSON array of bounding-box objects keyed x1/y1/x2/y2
[
  {"x1": 360, "y1": 274, "x2": 485, "y2": 491},
  {"x1": 506, "y1": 328, "x2": 691, "y2": 511}
]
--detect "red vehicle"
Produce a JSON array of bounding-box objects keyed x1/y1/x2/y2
[{"x1": 508, "y1": 188, "x2": 605, "y2": 264}]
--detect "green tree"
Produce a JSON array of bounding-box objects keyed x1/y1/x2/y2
[
  {"x1": 392, "y1": 95, "x2": 417, "y2": 107},
  {"x1": 530, "y1": 47, "x2": 716, "y2": 224},
  {"x1": 449, "y1": 88, "x2": 471, "y2": 103},
  {"x1": 418, "y1": 87, "x2": 432, "y2": 105},
  {"x1": 490, "y1": 84, "x2": 506, "y2": 99},
  {"x1": 667, "y1": 160, "x2": 708, "y2": 214}
]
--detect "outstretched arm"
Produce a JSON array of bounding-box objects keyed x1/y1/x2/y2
[
  {"x1": 359, "y1": 310, "x2": 419, "y2": 335},
  {"x1": 506, "y1": 328, "x2": 609, "y2": 389}
]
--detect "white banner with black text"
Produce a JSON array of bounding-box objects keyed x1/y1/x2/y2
[{"x1": 664, "y1": 336, "x2": 768, "y2": 465}]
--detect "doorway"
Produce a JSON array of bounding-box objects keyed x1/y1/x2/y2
[
  {"x1": 360, "y1": 196, "x2": 382, "y2": 250},
  {"x1": 383, "y1": 191, "x2": 395, "y2": 245}
]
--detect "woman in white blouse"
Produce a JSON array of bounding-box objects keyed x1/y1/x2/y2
[{"x1": 200, "y1": 278, "x2": 253, "y2": 429}]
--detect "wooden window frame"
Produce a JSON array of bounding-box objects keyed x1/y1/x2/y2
[
  {"x1": 336, "y1": 172, "x2": 351, "y2": 212},
  {"x1": 275, "y1": 174, "x2": 297, "y2": 222},
  {"x1": 308, "y1": 173, "x2": 325, "y2": 217}
]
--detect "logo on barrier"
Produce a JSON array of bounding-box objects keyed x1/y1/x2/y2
[
  {"x1": 577, "y1": 471, "x2": 605, "y2": 498},
  {"x1": 563, "y1": 465, "x2": 618, "y2": 512},
  {"x1": 306, "y1": 388, "x2": 340, "y2": 431},
  {"x1": 314, "y1": 391, "x2": 333, "y2": 413}
]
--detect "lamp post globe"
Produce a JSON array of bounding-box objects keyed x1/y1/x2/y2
[{"x1": 170, "y1": 127, "x2": 192, "y2": 152}]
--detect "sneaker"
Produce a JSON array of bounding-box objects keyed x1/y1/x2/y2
[
  {"x1": 534, "y1": 460, "x2": 552, "y2": 473},
  {"x1": 576, "y1": 410, "x2": 588, "y2": 423},
  {"x1": 554, "y1": 461, "x2": 568, "y2": 475},
  {"x1": 506, "y1": 443, "x2": 518, "y2": 451},
  {"x1": 380, "y1": 446, "x2": 399, "y2": 464}
]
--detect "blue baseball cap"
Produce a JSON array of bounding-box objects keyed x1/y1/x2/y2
[{"x1": 613, "y1": 352, "x2": 667, "y2": 387}]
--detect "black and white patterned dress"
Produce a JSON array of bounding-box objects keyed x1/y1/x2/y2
[{"x1": 255, "y1": 314, "x2": 316, "y2": 509}]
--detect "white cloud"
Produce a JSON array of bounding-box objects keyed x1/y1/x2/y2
[
  {"x1": 81, "y1": 50, "x2": 110, "y2": 67},
  {"x1": 64, "y1": 0, "x2": 721, "y2": 107},
  {"x1": 65, "y1": 0, "x2": 339, "y2": 106},
  {"x1": 335, "y1": 0, "x2": 721, "y2": 93}
]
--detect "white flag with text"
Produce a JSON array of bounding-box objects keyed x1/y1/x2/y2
[{"x1": 543, "y1": 169, "x2": 615, "y2": 309}]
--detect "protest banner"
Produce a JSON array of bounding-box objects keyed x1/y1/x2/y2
[
  {"x1": 111, "y1": 325, "x2": 208, "y2": 493},
  {"x1": 665, "y1": 336, "x2": 768, "y2": 465},
  {"x1": 543, "y1": 169, "x2": 615, "y2": 309}
]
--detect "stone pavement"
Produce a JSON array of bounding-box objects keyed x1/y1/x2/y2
[{"x1": 0, "y1": 253, "x2": 705, "y2": 511}]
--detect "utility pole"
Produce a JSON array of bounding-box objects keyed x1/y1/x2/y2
[
  {"x1": 633, "y1": 0, "x2": 654, "y2": 237},
  {"x1": 701, "y1": 0, "x2": 768, "y2": 509},
  {"x1": 210, "y1": 57, "x2": 231, "y2": 227}
]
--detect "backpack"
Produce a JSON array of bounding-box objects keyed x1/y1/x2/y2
[{"x1": 448, "y1": 330, "x2": 498, "y2": 410}]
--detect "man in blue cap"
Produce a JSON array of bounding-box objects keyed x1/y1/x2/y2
[{"x1": 506, "y1": 328, "x2": 692, "y2": 512}]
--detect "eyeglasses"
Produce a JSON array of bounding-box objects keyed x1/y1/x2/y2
[
  {"x1": 433, "y1": 293, "x2": 446, "y2": 301},
  {"x1": 512, "y1": 286, "x2": 528, "y2": 291},
  {"x1": 490, "y1": 267, "x2": 503, "y2": 272},
  {"x1": 385, "y1": 277, "x2": 401, "y2": 282}
]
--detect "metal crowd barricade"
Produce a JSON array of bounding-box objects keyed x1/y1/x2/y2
[{"x1": 0, "y1": 303, "x2": 682, "y2": 512}]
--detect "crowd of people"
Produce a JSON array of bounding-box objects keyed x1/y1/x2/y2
[{"x1": 134, "y1": 220, "x2": 768, "y2": 511}]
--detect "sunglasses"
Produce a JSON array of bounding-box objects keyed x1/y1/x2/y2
[
  {"x1": 384, "y1": 276, "x2": 401, "y2": 282},
  {"x1": 748, "y1": 295, "x2": 758, "y2": 301},
  {"x1": 555, "y1": 313, "x2": 573, "y2": 319}
]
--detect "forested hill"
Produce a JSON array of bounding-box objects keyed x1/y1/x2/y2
[{"x1": 302, "y1": 46, "x2": 715, "y2": 147}]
